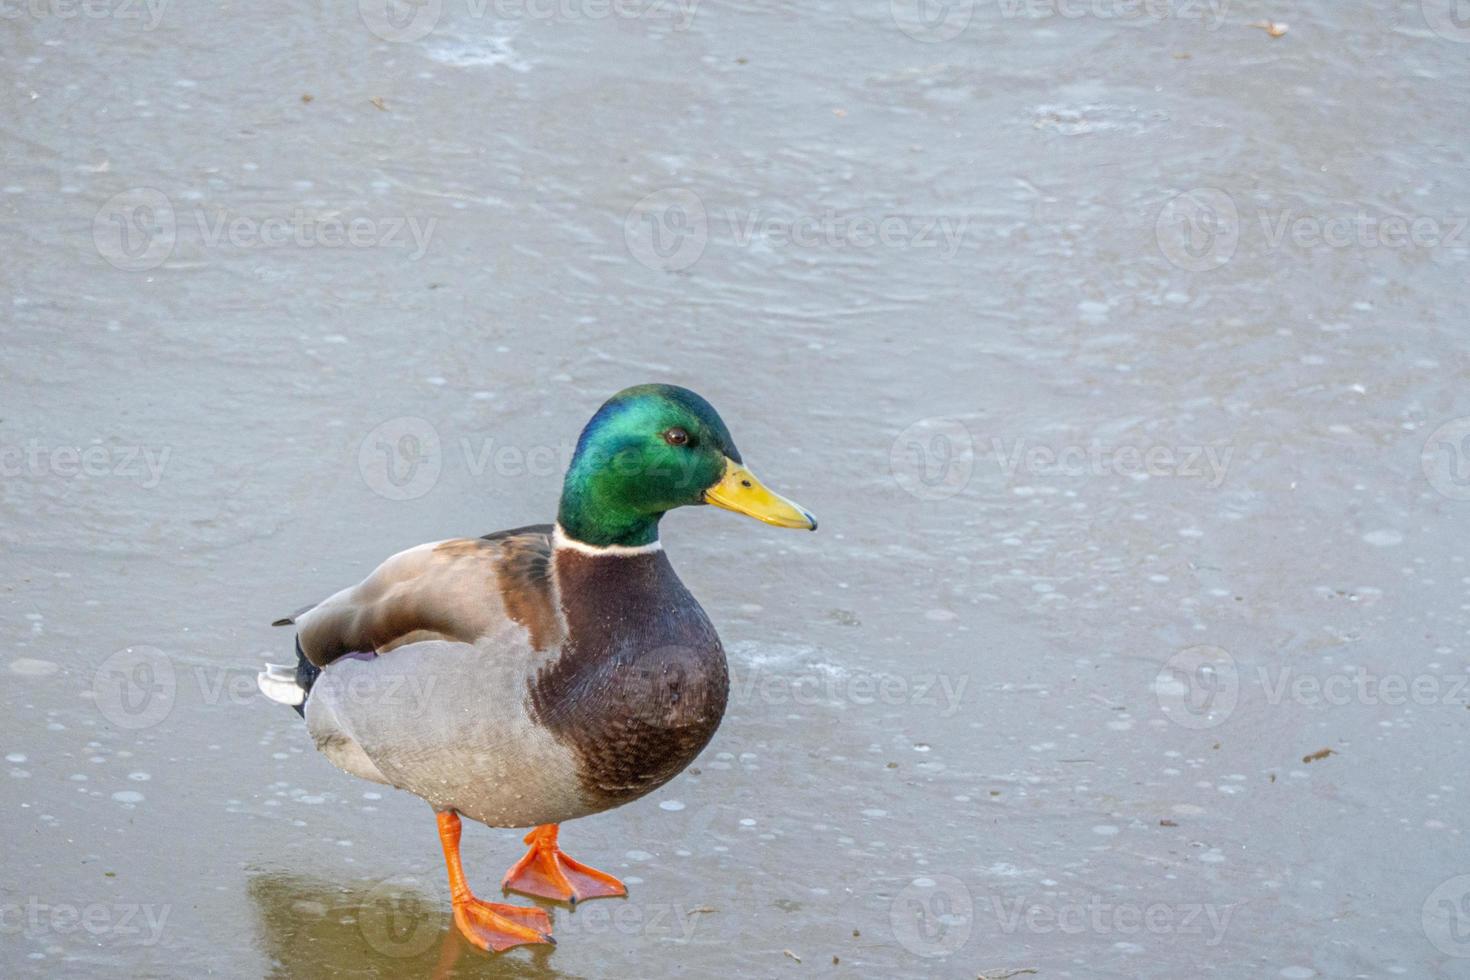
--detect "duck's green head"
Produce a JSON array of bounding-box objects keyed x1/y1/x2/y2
[{"x1": 557, "y1": 384, "x2": 817, "y2": 549}]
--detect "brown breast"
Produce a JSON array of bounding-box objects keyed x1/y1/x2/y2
[{"x1": 529, "y1": 548, "x2": 729, "y2": 810}]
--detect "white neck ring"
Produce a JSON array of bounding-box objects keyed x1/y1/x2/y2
[{"x1": 552, "y1": 524, "x2": 663, "y2": 557}]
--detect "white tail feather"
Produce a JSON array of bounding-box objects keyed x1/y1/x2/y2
[{"x1": 257, "y1": 662, "x2": 305, "y2": 706}]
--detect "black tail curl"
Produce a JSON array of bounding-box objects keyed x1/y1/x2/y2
[{"x1": 292, "y1": 637, "x2": 320, "y2": 718}]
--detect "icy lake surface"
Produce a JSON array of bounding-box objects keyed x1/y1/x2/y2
[{"x1": 3, "y1": 2, "x2": 1469, "y2": 977}]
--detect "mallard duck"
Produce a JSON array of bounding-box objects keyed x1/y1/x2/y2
[{"x1": 257, "y1": 384, "x2": 816, "y2": 952}]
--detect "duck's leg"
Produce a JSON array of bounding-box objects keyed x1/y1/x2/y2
[
  {"x1": 501, "y1": 824, "x2": 627, "y2": 904},
  {"x1": 436, "y1": 810, "x2": 554, "y2": 952}
]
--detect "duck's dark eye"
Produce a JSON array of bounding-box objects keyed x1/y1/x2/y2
[{"x1": 663, "y1": 427, "x2": 691, "y2": 447}]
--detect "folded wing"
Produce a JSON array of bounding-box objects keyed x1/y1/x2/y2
[{"x1": 282, "y1": 524, "x2": 563, "y2": 666}]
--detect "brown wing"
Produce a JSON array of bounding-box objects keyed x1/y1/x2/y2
[{"x1": 288, "y1": 524, "x2": 563, "y2": 667}]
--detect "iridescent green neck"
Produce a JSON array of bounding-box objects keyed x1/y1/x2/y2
[
  {"x1": 556, "y1": 466, "x2": 663, "y2": 548},
  {"x1": 554, "y1": 384, "x2": 735, "y2": 548}
]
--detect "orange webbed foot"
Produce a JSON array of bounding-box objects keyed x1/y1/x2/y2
[
  {"x1": 452, "y1": 896, "x2": 554, "y2": 953},
  {"x1": 437, "y1": 809, "x2": 554, "y2": 953},
  {"x1": 501, "y1": 824, "x2": 627, "y2": 904}
]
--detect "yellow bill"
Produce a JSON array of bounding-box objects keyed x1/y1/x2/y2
[{"x1": 704, "y1": 458, "x2": 817, "y2": 531}]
